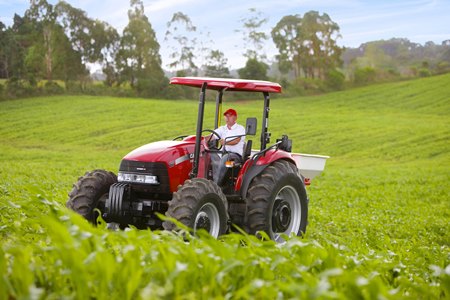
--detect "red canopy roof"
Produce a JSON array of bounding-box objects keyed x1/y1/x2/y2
[{"x1": 170, "y1": 77, "x2": 282, "y2": 93}]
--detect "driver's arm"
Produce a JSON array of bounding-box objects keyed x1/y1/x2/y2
[{"x1": 220, "y1": 137, "x2": 241, "y2": 146}]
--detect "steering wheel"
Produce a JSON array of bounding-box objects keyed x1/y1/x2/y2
[
  {"x1": 173, "y1": 135, "x2": 188, "y2": 141},
  {"x1": 202, "y1": 129, "x2": 223, "y2": 151}
]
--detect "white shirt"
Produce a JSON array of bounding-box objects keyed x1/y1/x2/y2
[{"x1": 215, "y1": 123, "x2": 246, "y2": 156}]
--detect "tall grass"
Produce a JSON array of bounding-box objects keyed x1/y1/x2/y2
[{"x1": 0, "y1": 74, "x2": 449, "y2": 299}]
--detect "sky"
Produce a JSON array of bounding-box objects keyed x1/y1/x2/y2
[{"x1": 1, "y1": 0, "x2": 449, "y2": 70}]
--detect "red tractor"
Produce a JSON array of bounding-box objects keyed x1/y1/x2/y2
[{"x1": 67, "y1": 77, "x2": 328, "y2": 242}]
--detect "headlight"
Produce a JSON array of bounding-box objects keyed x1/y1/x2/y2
[
  {"x1": 117, "y1": 172, "x2": 159, "y2": 184},
  {"x1": 144, "y1": 175, "x2": 159, "y2": 184}
]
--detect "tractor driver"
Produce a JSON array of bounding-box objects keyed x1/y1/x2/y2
[{"x1": 208, "y1": 108, "x2": 246, "y2": 185}]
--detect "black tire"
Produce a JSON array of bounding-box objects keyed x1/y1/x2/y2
[
  {"x1": 246, "y1": 160, "x2": 308, "y2": 242},
  {"x1": 163, "y1": 178, "x2": 228, "y2": 238},
  {"x1": 66, "y1": 169, "x2": 117, "y2": 224}
]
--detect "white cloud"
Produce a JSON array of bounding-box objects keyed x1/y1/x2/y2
[
  {"x1": 145, "y1": 0, "x2": 201, "y2": 13},
  {"x1": 337, "y1": 1, "x2": 436, "y2": 26},
  {"x1": 410, "y1": 33, "x2": 450, "y2": 42},
  {"x1": 0, "y1": 0, "x2": 27, "y2": 5}
]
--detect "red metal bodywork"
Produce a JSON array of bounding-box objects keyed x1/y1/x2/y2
[
  {"x1": 170, "y1": 77, "x2": 282, "y2": 93},
  {"x1": 122, "y1": 136, "x2": 214, "y2": 193},
  {"x1": 122, "y1": 135, "x2": 294, "y2": 194},
  {"x1": 234, "y1": 149, "x2": 296, "y2": 191}
]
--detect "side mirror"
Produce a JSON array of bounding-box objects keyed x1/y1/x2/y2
[{"x1": 246, "y1": 117, "x2": 257, "y2": 136}]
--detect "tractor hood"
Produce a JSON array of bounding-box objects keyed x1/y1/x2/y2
[
  {"x1": 122, "y1": 136, "x2": 198, "y2": 165},
  {"x1": 120, "y1": 136, "x2": 200, "y2": 193}
]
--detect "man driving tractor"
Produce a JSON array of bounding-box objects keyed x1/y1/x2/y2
[
  {"x1": 208, "y1": 108, "x2": 245, "y2": 185},
  {"x1": 66, "y1": 77, "x2": 328, "y2": 242}
]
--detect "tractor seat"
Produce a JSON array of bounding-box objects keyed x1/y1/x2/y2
[
  {"x1": 229, "y1": 140, "x2": 252, "y2": 168},
  {"x1": 243, "y1": 140, "x2": 252, "y2": 161}
]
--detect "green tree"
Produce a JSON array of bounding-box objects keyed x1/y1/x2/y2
[
  {"x1": 55, "y1": 1, "x2": 119, "y2": 85},
  {"x1": 7, "y1": 14, "x2": 34, "y2": 80},
  {"x1": 202, "y1": 50, "x2": 230, "y2": 78},
  {"x1": 325, "y1": 69, "x2": 345, "y2": 90},
  {"x1": 25, "y1": 0, "x2": 58, "y2": 80},
  {"x1": 272, "y1": 11, "x2": 342, "y2": 79},
  {"x1": 0, "y1": 22, "x2": 19, "y2": 79},
  {"x1": 116, "y1": 0, "x2": 166, "y2": 96},
  {"x1": 354, "y1": 67, "x2": 376, "y2": 85},
  {"x1": 93, "y1": 21, "x2": 120, "y2": 86},
  {"x1": 0, "y1": 22, "x2": 7, "y2": 78},
  {"x1": 237, "y1": 8, "x2": 269, "y2": 80},
  {"x1": 164, "y1": 12, "x2": 198, "y2": 75},
  {"x1": 55, "y1": 1, "x2": 92, "y2": 62},
  {"x1": 271, "y1": 15, "x2": 301, "y2": 77},
  {"x1": 441, "y1": 40, "x2": 450, "y2": 62},
  {"x1": 236, "y1": 8, "x2": 269, "y2": 61},
  {"x1": 22, "y1": 1, "x2": 86, "y2": 84},
  {"x1": 55, "y1": 1, "x2": 119, "y2": 65},
  {"x1": 51, "y1": 27, "x2": 86, "y2": 83},
  {"x1": 238, "y1": 58, "x2": 268, "y2": 80}
]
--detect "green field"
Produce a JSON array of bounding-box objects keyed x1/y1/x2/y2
[{"x1": 0, "y1": 74, "x2": 449, "y2": 299}]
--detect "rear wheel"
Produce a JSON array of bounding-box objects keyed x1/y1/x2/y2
[
  {"x1": 66, "y1": 169, "x2": 117, "y2": 224},
  {"x1": 246, "y1": 160, "x2": 308, "y2": 242},
  {"x1": 163, "y1": 178, "x2": 228, "y2": 238}
]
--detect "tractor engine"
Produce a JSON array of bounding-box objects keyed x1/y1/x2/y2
[
  {"x1": 103, "y1": 160, "x2": 171, "y2": 228},
  {"x1": 102, "y1": 138, "x2": 199, "y2": 228}
]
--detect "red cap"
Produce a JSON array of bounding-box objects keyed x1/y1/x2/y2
[{"x1": 223, "y1": 108, "x2": 237, "y2": 117}]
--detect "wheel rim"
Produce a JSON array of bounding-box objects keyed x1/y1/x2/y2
[
  {"x1": 194, "y1": 202, "x2": 221, "y2": 237},
  {"x1": 271, "y1": 185, "x2": 301, "y2": 242}
]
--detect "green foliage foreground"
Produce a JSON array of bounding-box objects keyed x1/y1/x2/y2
[{"x1": 0, "y1": 74, "x2": 449, "y2": 299}]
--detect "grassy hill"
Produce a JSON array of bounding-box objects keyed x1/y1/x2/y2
[{"x1": 0, "y1": 74, "x2": 449, "y2": 299}]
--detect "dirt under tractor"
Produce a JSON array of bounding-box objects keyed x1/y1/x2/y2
[{"x1": 67, "y1": 77, "x2": 328, "y2": 242}]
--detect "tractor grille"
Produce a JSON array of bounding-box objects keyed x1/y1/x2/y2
[{"x1": 119, "y1": 160, "x2": 170, "y2": 196}]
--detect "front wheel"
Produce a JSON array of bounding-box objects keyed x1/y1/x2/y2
[
  {"x1": 246, "y1": 160, "x2": 308, "y2": 242},
  {"x1": 66, "y1": 169, "x2": 117, "y2": 224},
  {"x1": 163, "y1": 178, "x2": 228, "y2": 238}
]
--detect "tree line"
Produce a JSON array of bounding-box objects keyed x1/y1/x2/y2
[
  {"x1": 343, "y1": 38, "x2": 450, "y2": 84},
  {"x1": 1, "y1": 0, "x2": 449, "y2": 100}
]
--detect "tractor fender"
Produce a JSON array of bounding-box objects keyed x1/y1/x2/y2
[
  {"x1": 239, "y1": 164, "x2": 269, "y2": 200},
  {"x1": 237, "y1": 150, "x2": 296, "y2": 199}
]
